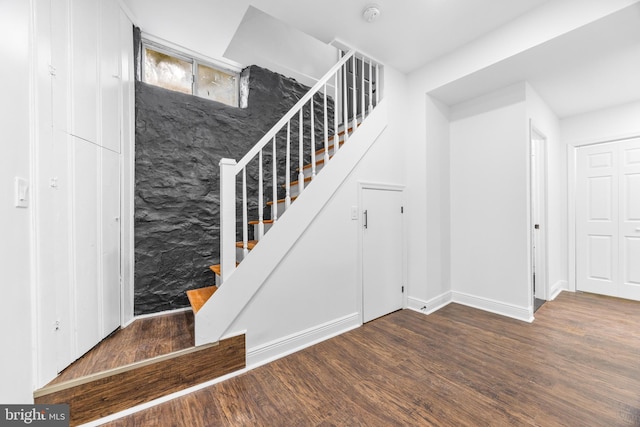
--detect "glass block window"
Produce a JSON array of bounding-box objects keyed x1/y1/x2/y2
[
  {"x1": 197, "y1": 64, "x2": 239, "y2": 107},
  {"x1": 142, "y1": 43, "x2": 239, "y2": 107},
  {"x1": 144, "y1": 47, "x2": 193, "y2": 95}
]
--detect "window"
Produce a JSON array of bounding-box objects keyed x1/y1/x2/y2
[{"x1": 142, "y1": 43, "x2": 239, "y2": 107}]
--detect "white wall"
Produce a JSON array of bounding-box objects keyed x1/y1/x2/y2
[
  {"x1": 406, "y1": 95, "x2": 451, "y2": 312},
  {"x1": 0, "y1": 0, "x2": 34, "y2": 403},
  {"x1": 561, "y1": 100, "x2": 640, "y2": 146},
  {"x1": 449, "y1": 84, "x2": 532, "y2": 320},
  {"x1": 221, "y1": 66, "x2": 409, "y2": 367},
  {"x1": 526, "y1": 84, "x2": 567, "y2": 298}
]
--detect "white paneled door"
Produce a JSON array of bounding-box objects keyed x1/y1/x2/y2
[
  {"x1": 362, "y1": 187, "x2": 404, "y2": 323},
  {"x1": 577, "y1": 138, "x2": 640, "y2": 300}
]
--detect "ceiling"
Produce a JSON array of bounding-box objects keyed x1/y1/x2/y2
[
  {"x1": 249, "y1": 0, "x2": 553, "y2": 73},
  {"x1": 125, "y1": 0, "x2": 640, "y2": 118},
  {"x1": 428, "y1": 4, "x2": 640, "y2": 117}
]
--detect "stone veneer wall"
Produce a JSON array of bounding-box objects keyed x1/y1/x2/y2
[{"x1": 135, "y1": 65, "x2": 333, "y2": 314}]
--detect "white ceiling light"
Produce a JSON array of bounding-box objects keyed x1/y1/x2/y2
[{"x1": 362, "y1": 5, "x2": 381, "y2": 23}]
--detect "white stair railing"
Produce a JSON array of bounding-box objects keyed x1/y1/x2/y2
[{"x1": 218, "y1": 50, "x2": 381, "y2": 284}]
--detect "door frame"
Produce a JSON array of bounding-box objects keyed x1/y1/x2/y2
[
  {"x1": 530, "y1": 124, "x2": 549, "y2": 303},
  {"x1": 567, "y1": 133, "x2": 640, "y2": 293},
  {"x1": 357, "y1": 181, "x2": 406, "y2": 325}
]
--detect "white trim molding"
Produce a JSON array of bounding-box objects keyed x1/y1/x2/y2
[
  {"x1": 407, "y1": 292, "x2": 452, "y2": 315},
  {"x1": 451, "y1": 291, "x2": 534, "y2": 323},
  {"x1": 549, "y1": 280, "x2": 568, "y2": 300},
  {"x1": 245, "y1": 313, "x2": 360, "y2": 369}
]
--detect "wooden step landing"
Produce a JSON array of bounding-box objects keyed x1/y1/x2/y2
[
  {"x1": 187, "y1": 285, "x2": 218, "y2": 314},
  {"x1": 34, "y1": 334, "x2": 245, "y2": 426}
]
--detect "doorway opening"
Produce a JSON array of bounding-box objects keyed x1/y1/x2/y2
[{"x1": 530, "y1": 125, "x2": 548, "y2": 313}]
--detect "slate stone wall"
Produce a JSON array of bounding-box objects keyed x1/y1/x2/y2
[{"x1": 135, "y1": 66, "x2": 333, "y2": 314}]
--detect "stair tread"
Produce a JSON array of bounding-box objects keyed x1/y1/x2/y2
[
  {"x1": 297, "y1": 157, "x2": 330, "y2": 172},
  {"x1": 186, "y1": 285, "x2": 218, "y2": 314},
  {"x1": 248, "y1": 219, "x2": 275, "y2": 225},
  {"x1": 285, "y1": 175, "x2": 313, "y2": 188},
  {"x1": 235, "y1": 240, "x2": 258, "y2": 250},
  {"x1": 266, "y1": 196, "x2": 298, "y2": 206},
  {"x1": 209, "y1": 263, "x2": 239, "y2": 276},
  {"x1": 315, "y1": 140, "x2": 345, "y2": 156}
]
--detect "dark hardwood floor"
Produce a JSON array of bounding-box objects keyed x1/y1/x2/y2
[
  {"x1": 49, "y1": 310, "x2": 194, "y2": 385},
  {"x1": 104, "y1": 292, "x2": 640, "y2": 426}
]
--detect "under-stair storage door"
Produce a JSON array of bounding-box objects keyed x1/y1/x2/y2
[
  {"x1": 576, "y1": 138, "x2": 640, "y2": 300},
  {"x1": 362, "y1": 187, "x2": 404, "y2": 323}
]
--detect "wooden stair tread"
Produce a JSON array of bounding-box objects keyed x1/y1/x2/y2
[
  {"x1": 209, "y1": 263, "x2": 238, "y2": 276},
  {"x1": 235, "y1": 240, "x2": 258, "y2": 250},
  {"x1": 286, "y1": 175, "x2": 313, "y2": 188},
  {"x1": 248, "y1": 219, "x2": 275, "y2": 224},
  {"x1": 297, "y1": 157, "x2": 330, "y2": 172},
  {"x1": 186, "y1": 286, "x2": 218, "y2": 314},
  {"x1": 315, "y1": 140, "x2": 345, "y2": 156},
  {"x1": 266, "y1": 196, "x2": 298, "y2": 206}
]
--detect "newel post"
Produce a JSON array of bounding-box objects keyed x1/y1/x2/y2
[{"x1": 219, "y1": 158, "x2": 237, "y2": 285}]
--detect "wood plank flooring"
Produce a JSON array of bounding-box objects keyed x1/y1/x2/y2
[
  {"x1": 48, "y1": 310, "x2": 195, "y2": 385},
  {"x1": 105, "y1": 292, "x2": 640, "y2": 426}
]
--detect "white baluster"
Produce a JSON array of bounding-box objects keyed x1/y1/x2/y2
[
  {"x1": 298, "y1": 108, "x2": 305, "y2": 194},
  {"x1": 285, "y1": 121, "x2": 291, "y2": 209},
  {"x1": 257, "y1": 149, "x2": 264, "y2": 240},
  {"x1": 368, "y1": 60, "x2": 373, "y2": 114},
  {"x1": 375, "y1": 64, "x2": 379, "y2": 106},
  {"x1": 271, "y1": 135, "x2": 277, "y2": 222},
  {"x1": 219, "y1": 158, "x2": 237, "y2": 285},
  {"x1": 361, "y1": 58, "x2": 365, "y2": 121},
  {"x1": 242, "y1": 167, "x2": 248, "y2": 258},
  {"x1": 310, "y1": 100, "x2": 316, "y2": 179},
  {"x1": 343, "y1": 61, "x2": 349, "y2": 144},
  {"x1": 323, "y1": 84, "x2": 329, "y2": 165},
  {"x1": 352, "y1": 55, "x2": 357, "y2": 130},
  {"x1": 334, "y1": 71, "x2": 339, "y2": 156}
]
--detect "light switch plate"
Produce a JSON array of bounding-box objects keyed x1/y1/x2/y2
[
  {"x1": 351, "y1": 206, "x2": 358, "y2": 220},
  {"x1": 15, "y1": 177, "x2": 29, "y2": 208}
]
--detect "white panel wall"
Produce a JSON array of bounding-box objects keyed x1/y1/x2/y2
[
  {"x1": 0, "y1": 0, "x2": 34, "y2": 404},
  {"x1": 31, "y1": 0, "x2": 133, "y2": 387},
  {"x1": 222, "y1": 66, "x2": 409, "y2": 367},
  {"x1": 449, "y1": 84, "x2": 531, "y2": 318},
  {"x1": 526, "y1": 84, "x2": 567, "y2": 298},
  {"x1": 70, "y1": 0, "x2": 99, "y2": 142}
]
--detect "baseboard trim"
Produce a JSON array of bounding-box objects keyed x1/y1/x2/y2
[
  {"x1": 407, "y1": 292, "x2": 452, "y2": 315},
  {"x1": 549, "y1": 280, "x2": 568, "y2": 300},
  {"x1": 246, "y1": 313, "x2": 361, "y2": 369},
  {"x1": 451, "y1": 291, "x2": 533, "y2": 323}
]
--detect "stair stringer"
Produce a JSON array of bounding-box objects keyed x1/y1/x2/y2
[{"x1": 195, "y1": 99, "x2": 388, "y2": 346}]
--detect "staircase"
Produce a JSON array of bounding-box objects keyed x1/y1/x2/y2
[{"x1": 187, "y1": 49, "x2": 384, "y2": 345}]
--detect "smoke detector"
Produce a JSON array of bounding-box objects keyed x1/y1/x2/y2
[{"x1": 362, "y1": 5, "x2": 381, "y2": 23}]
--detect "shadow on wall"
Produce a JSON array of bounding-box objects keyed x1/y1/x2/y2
[{"x1": 134, "y1": 66, "x2": 333, "y2": 315}]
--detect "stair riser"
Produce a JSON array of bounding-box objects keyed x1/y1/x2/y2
[{"x1": 252, "y1": 222, "x2": 273, "y2": 240}]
